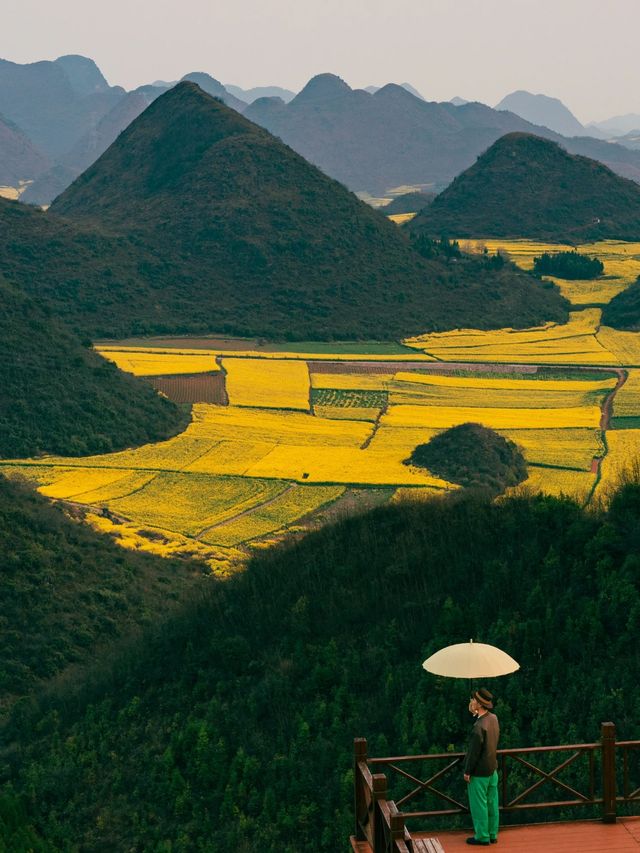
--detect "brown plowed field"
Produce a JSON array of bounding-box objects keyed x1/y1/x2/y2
[{"x1": 147, "y1": 372, "x2": 228, "y2": 404}]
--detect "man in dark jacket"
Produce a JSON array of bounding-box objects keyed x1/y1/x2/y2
[{"x1": 463, "y1": 688, "x2": 499, "y2": 845}]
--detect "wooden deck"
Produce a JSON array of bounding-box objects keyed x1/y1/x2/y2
[{"x1": 419, "y1": 816, "x2": 640, "y2": 851}]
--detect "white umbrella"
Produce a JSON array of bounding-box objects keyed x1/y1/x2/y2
[{"x1": 422, "y1": 639, "x2": 519, "y2": 679}]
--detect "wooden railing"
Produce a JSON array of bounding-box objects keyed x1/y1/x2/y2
[{"x1": 353, "y1": 723, "x2": 640, "y2": 850}]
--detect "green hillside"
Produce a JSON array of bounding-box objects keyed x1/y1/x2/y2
[
  {"x1": 2, "y1": 485, "x2": 639, "y2": 851},
  {"x1": 601, "y1": 277, "x2": 640, "y2": 329},
  {"x1": 409, "y1": 133, "x2": 640, "y2": 242},
  {"x1": 0, "y1": 273, "x2": 187, "y2": 458},
  {"x1": 36, "y1": 83, "x2": 567, "y2": 338},
  {"x1": 0, "y1": 475, "x2": 206, "y2": 710}
]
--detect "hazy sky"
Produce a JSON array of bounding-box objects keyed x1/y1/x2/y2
[{"x1": 3, "y1": 0, "x2": 639, "y2": 122}]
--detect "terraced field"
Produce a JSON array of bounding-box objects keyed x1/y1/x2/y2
[{"x1": 4, "y1": 239, "x2": 640, "y2": 572}]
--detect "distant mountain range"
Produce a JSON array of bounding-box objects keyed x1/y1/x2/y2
[
  {"x1": 224, "y1": 83, "x2": 296, "y2": 103},
  {"x1": 588, "y1": 113, "x2": 640, "y2": 137},
  {"x1": 365, "y1": 82, "x2": 425, "y2": 100},
  {"x1": 2, "y1": 55, "x2": 639, "y2": 204},
  {"x1": 245, "y1": 74, "x2": 640, "y2": 193},
  {"x1": 409, "y1": 133, "x2": 640, "y2": 242},
  {"x1": 1, "y1": 83, "x2": 568, "y2": 345},
  {"x1": 495, "y1": 90, "x2": 588, "y2": 137},
  {"x1": 0, "y1": 112, "x2": 49, "y2": 185}
]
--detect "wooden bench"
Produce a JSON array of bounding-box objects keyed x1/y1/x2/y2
[{"x1": 410, "y1": 838, "x2": 445, "y2": 853}]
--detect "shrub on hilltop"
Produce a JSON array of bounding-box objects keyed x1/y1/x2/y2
[{"x1": 405, "y1": 422, "x2": 528, "y2": 494}]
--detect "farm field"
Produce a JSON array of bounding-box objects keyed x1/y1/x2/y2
[
  {"x1": 460, "y1": 239, "x2": 640, "y2": 307},
  {"x1": 4, "y1": 238, "x2": 640, "y2": 571},
  {"x1": 99, "y1": 350, "x2": 221, "y2": 376}
]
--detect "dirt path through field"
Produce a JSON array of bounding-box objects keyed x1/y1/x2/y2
[{"x1": 587, "y1": 367, "x2": 628, "y2": 502}]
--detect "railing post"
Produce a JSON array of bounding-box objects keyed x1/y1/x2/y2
[
  {"x1": 354, "y1": 738, "x2": 368, "y2": 840},
  {"x1": 372, "y1": 773, "x2": 388, "y2": 853},
  {"x1": 389, "y1": 800, "x2": 406, "y2": 842},
  {"x1": 601, "y1": 722, "x2": 617, "y2": 823}
]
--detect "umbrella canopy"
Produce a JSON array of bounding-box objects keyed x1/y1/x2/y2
[{"x1": 422, "y1": 640, "x2": 519, "y2": 679}]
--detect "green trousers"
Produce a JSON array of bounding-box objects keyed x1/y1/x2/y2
[{"x1": 468, "y1": 770, "x2": 499, "y2": 842}]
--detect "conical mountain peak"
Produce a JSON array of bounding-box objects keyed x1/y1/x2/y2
[
  {"x1": 409, "y1": 132, "x2": 640, "y2": 241},
  {"x1": 292, "y1": 73, "x2": 352, "y2": 104}
]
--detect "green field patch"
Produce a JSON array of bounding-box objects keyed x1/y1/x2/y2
[
  {"x1": 611, "y1": 417, "x2": 640, "y2": 429},
  {"x1": 312, "y1": 388, "x2": 388, "y2": 409}
]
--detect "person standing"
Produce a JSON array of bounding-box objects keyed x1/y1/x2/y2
[{"x1": 463, "y1": 688, "x2": 500, "y2": 846}]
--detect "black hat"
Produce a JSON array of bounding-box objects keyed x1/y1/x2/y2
[{"x1": 473, "y1": 688, "x2": 494, "y2": 710}]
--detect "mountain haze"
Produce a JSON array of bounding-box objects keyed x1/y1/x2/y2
[
  {"x1": 244, "y1": 74, "x2": 640, "y2": 193},
  {"x1": 0, "y1": 113, "x2": 49, "y2": 186},
  {"x1": 495, "y1": 90, "x2": 587, "y2": 137},
  {"x1": 409, "y1": 133, "x2": 640, "y2": 242},
  {"x1": 47, "y1": 82, "x2": 567, "y2": 338}
]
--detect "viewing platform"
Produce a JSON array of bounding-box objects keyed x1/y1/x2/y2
[{"x1": 351, "y1": 723, "x2": 640, "y2": 852}]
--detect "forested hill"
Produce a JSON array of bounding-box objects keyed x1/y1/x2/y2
[
  {"x1": 2, "y1": 485, "x2": 639, "y2": 851},
  {"x1": 0, "y1": 273, "x2": 186, "y2": 458},
  {"x1": 42, "y1": 82, "x2": 567, "y2": 338},
  {"x1": 601, "y1": 277, "x2": 640, "y2": 330},
  {"x1": 408, "y1": 133, "x2": 640, "y2": 242},
  {"x1": 0, "y1": 475, "x2": 205, "y2": 710}
]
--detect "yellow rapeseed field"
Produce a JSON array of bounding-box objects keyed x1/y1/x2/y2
[
  {"x1": 508, "y1": 466, "x2": 596, "y2": 503},
  {"x1": 98, "y1": 344, "x2": 435, "y2": 362},
  {"x1": 27, "y1": 433, "x2": 219, "y2": 472},
  {"x1": 188, "y1": 404, "x2": 372, "y2": 446},
  {"x1": 596, "y1": 430, "x2": 640, "y2": 499},
  {"x1": 596, "y1": 327, "x2": 640, "y2": 365},
  {"x1": 393, "y1": 372, "x2": 616, "y2": 392},
  {"x1": 404, "y1": 309, "x2": 624, "y2": 365},
  {"x1": 388, "y1": 212, "x2": 417, "y2": 224},
  {"x1": 108, "y1": 473, "x2": 289, "y2": 537},
  {"x1": 39, "y1": 467, "x2": 141, "y2": 500},
  {"x1": 203, "y1": 485, "x2": 345, "y2": 547},
  {"x1": 245, "y1": 445, "x2": 452, "y2": 487},
  {"x1": 71, "y1": 471, "x2": 158, "y2": 504},
  {"x1": 611, "y1": 370, "x2": 640, "y2": 419},
  {"x1": 185, "y1": 441, "x2": 277, "y2": 476},
  {"x1": 367, "y1": 426, "x2": 441, "y2": 452},
  {"x1": 500, "y1": 428, "x2": 603, "y2": 471},
  {"x1": 388, "y1": 378, "x2": 605, "y2": 410},
  {"x1": 381, "y1": 404, "x2": 601, "y2": 430},
  {"x1": 460, "y1": 239, "x2": 640, "y2": 306},
  {"x1": 98, "y1": 350, "x2": 220, "y2": 375},
  {"x1": 223, "y1": 358, "x2": 310, "y2": 410},
  {"x1": 86, "y1": 513, "x2": 243, "y2": 577}
]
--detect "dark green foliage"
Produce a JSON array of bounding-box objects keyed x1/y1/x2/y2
[
  {"x1": 412, "y1": 235, "x2": 462, "y2": 260},
  {"x1": 0, "y1": 475, "x2": 206, "y2": 707},
  {"x1": 0, "y1": 276, "x2": 187, "y2": 458},
  {"x1": 409, "y1": 133, "x2": 640, "y2": 242},
  {"x1": 2, "y1": 485, "x2": 640, "y2": 850},
  {"x1": 533, "y1": 251, "x2": 604, "y2": 280},
  {"x1": 384, "y1": 191, "x2": 435, "y2": 214},
  {"x1": 601, "y1": 277, "x2": 640, "y2": 330},
  {"x1": 405, "y1": 422, "x2": 528, "y2": 494},
  {"x1": 0, "y1": 82, "x2": 565, "y2": 340}
]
